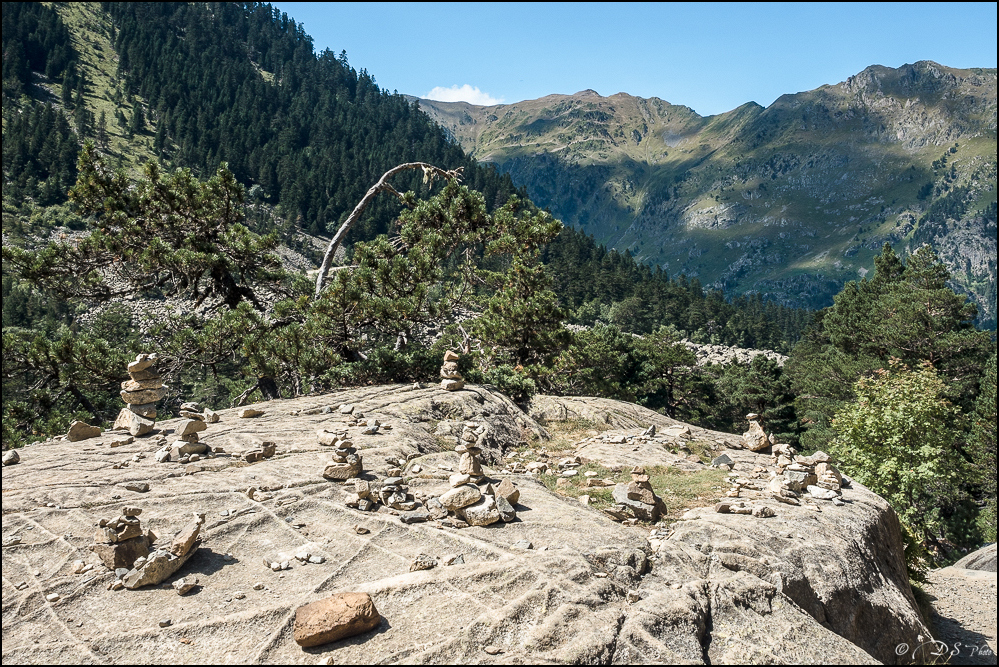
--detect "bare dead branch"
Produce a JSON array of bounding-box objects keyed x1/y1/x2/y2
[{"x1": 314, "y1": 162, "x2": 462, "y2": 298}]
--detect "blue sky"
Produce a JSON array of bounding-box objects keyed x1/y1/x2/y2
[{"x1": 273, "y1": 2, "x2": 997, "y2": 116}]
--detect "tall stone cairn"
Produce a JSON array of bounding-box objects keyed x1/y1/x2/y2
[
  {"x1": 113, "y1": 353, "x2": 166, "y2": 437},
  {"x1": 456, "y1": 423, "x2": 485, "y2": 483},
  {"x1": 440, "y1": 350, "x2": 464, "y2": 391},
  {"x1": 742, "y1": 412, "x2": 773, "y2": 452}
]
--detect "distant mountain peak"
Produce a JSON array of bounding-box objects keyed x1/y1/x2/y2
[{"x1": 417, "y1": 62, "x2": 997, "y2": 322}]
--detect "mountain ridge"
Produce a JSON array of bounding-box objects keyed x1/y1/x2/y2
[{"x1": 415, "y1": 61, "x2": 997, "y2": 323}]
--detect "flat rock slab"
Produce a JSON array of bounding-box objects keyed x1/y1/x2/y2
[{"x1": 1, "y1": 386, "x2": 931, "y2": 664}]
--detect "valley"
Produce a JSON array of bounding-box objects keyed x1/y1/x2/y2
[{"x1": 416, "y1": 64, "x2": 997, "y2": 321}]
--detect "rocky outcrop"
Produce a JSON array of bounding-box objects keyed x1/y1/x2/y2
[
  {"x1": 954, "y1": 543, "x2": 997, "y2": 572},
  {"x1": 1, "y1": 386, "x2": 929, "y2": 663}
]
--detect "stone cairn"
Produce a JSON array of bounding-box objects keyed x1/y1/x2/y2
[
  {"x1": 113, "y1": 353, "x2": 166, "y2": 437},
  {"x1": 337, "y1": 419, "x2": 520, "y2": 527},
  {"x1": 436, "y1": 471, "x2": 519, "y2": 527},
  {"x1": 706, "y1": 413, "x2": 847, "y2": 515},
  {"x1": 605, "y1": 466, "x2": 668, "y2": 523},
  {"x1": 319, "y1": 429, "x2": 363, "y2": 481},
  {"x1": 148, "y1": 400, "x2": 224, "y2": 464},
  {"x1": 742, "y1": 412, "x2": 774, "y2": 452},
  {"x1": 440, "y1": 350, "x2": 464, "y2": 391},
  {"x1": 768, "y1": 449, "x2": 846, "y2": 505},
  {"x1": 89, "y1": 508, "x2": 204, "y2": 591},
  {"x1": 456, "y1": 422, "x2": 486, "y2": 483}
]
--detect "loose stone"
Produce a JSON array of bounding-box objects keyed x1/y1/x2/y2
[{"x1": 293, "y1": 592, "x2": 381, "y2": 647}]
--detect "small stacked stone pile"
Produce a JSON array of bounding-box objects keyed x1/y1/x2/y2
[
  {"x1": 180, "y1": 401, "x2": 220, "y2": 424},
  {"x1": 768, "y1": 450, "x2": 846, "y2": 505},
  {"x1": 440, "y1": 350, "x2": 464, "y2": 391},
  {"x1": 319, "y1": 429, "x2": 362, "y2": 480},
  {"x1": 377, "y1": 474, "x2": 418, "y2": 511},
  {"x1": 151, "y1": 417, "x2": 212, "y2": 464},
  {"x1": 437, "y1": 474, "x2": 519, "y2": 527},
  {"x1": 344, "y1": 478, "x2": 376, "y2": 512},
  {"x1": 90, "y1": 506, "x2": 156, "y2": 571},
  {"x1": 742, "y1": 412, "x2": 774, "y2": 452},
  {"x1": 91, "y1": 509, "x2": 203, "y2": 590},
  {"x1": 113, "y1": 353, "x2": 166, "y2": 437},
  {"x1": 714, "y1": 500, "x2": 775, "y2": 518},
  {"x1": 606, "y1": 466, "x2": 668, "y2": 523},
  {"x1": 456, "y1": 423, "x2": 486, "y2": 483}
]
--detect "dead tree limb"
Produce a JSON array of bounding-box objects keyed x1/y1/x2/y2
[{"x1": 314, "y1": 162, "x2": 463, "y2": 298}]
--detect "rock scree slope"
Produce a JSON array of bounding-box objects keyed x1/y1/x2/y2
[{"x1": 2, "y1": 384, "x2": 929, "y2": 663}]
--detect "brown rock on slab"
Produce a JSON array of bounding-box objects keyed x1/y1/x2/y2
[
  {"x1": 127, "y1": 403, "x2": 158, "y2": 419},
  {"x1": 240, "y1": 408, "x2": 265, "y2": 418},
  {"x1": 123, "y1": 539, "x2": 200, "y2": 589},
  {"x1": 113, "y1": 408, "x2": 155, "y2": 437},
  {"x1": 293, "y1": 592, "x2": 381, "y2": 647},
  {"x1": 109, "y1": 435, "x2": 134, "y2": 448},
  {"x1": 441, "y1": 379, "x2": 465, "y2": 391},
  {"x1": 91, "y1": 533, "x2": 153, "y2": 570},
  {"x1": 67, "y1": 420, "x2": 102, "y2": 442},
  {"x1": 121, "y1": 378, "x2": 164, "y2": 392},
  {"x1": 323, "y1": 460, "x2": 362, "y2": 480},
  {"x1": 496, "y1": 478, "x2": 520, "y2": 505},
  {"x1": 169, "y1": 518, "x2": 203, "y2": 557},
  {"x1": 120, "y1": 386, "x2": 168, "y2": 405},
  {"x1": 626, "y1": 481, "x2": 656, "y2": 505},
  {"x1": 116, "y1": 520, "x2": 143, "y2": 541}
]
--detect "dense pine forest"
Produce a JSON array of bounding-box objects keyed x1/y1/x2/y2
[{"x1": 1, "y1": 2, "x2": 994, "y2": 560}]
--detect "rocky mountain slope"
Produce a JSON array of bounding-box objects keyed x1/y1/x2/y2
[
  {"x1": 416, "y1": 61, "x2": 997, "y2": 322},
  {"x1": 2, "y1": 382, "x2": 937, "y2": 663}
]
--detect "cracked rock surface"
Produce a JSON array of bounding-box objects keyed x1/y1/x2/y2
[{"x1": 3, "y1": 385, "x2": 930, "y2": 663}]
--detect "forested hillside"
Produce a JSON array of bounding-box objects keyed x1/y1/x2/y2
[{"x1": 2, "y1": 1, "x2": 806, "y2": 348}]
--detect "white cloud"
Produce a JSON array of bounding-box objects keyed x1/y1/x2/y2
[{"x1": 423, "y1": 84, "x2": 504, "y2": 106}]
